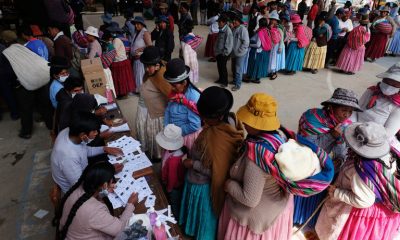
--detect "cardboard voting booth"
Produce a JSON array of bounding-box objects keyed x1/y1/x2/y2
[{"x1": 81, "y1": 58, "x2": 107, "y2": 97}]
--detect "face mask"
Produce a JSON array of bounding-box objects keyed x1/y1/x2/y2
[
  {"x1": 71, "y1": 93, "x2": 77, "y2": 98},
  {"x1": 380, "y1": 82, "x2": 400, "y2": 96},
  {"x1": 99, "y1": 188, "x2": 109, "y2": 198},
  {"x1": 82, "y1": 135, "x2": 94, "y2": 145},
  {"x1": 58, "y1": 74, "x2": 69, "y2": 83}
]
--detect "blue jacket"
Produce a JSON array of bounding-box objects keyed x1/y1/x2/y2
[
  {"x1": 328, "y1": 16, "x2": 340, "y2": 40},
  {"x1": 164, "y1": 85, "x2": 201, "y2": 136},
  {"x1": 25, "y1": 39, "x2": 49, "y2": 61}
]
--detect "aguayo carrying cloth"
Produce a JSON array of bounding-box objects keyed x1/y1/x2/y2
[
  {"x1": 355, "y1": 157, "x2": 400, "y2": 212},
  {"x1": 3, "y1": 44, "x2": 50, "y2": 90},
  {"x1": 246, "y1": 129, "x2": 334, "y2": 196}
]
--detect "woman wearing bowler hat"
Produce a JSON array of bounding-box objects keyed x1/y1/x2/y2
[
  {"x1": 135, "y1": 46, "x2": 172, "y2": 160},
  {"x1": 163, "y1": 59, "x2": 201, "y2": 151},
  {"x1": 180, "y1": 86, "x2": 244, "y2": 240},
  {"x1": 316, "y1": 122, "x2": 400, "y2": 240}
]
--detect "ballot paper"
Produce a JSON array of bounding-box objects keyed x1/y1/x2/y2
[
  {"x1": 105, "y1": 103, "x2": 118, "y2": 111},
  {"x1": 107, "y1": 136, "x2": 141, "y2": 155},
  {"x1": 108, "y1": 193, "x2": 125, "y2": 209},
  {"x1": 110, "y1": 123, "x2": 130, "y2": 133},
  {"x1": 114, "y1": 175, "x2": 154, "y2": 204}
]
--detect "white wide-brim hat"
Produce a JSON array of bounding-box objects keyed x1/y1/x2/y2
[
  {"x1": 85, "y1": 26, "x2": 99, "y2": 38},
  {"x1": 344, "y1": 122, "x2": 390, "y2": 159},
  {"x1": 156, "y1": 124, "x2": 184, "y2": 151},
  {"x1": 376, "y1": 62, "x2": 400, "y2": 82}
]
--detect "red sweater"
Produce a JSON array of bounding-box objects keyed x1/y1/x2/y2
[
  {"x1": 162, "y1": 153, "x2": 185, "y2": 192},
  {"x1": 308, "y1": 4, "x2": 319, "y2": 21}
]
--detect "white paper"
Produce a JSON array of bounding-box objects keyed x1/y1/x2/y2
[
  {"x1": 94, "y1": 94, "x2": 108, "y2": 105},
  {"x1": 100, "y1": 124, "x2": 110, "y2": 133},
  {"x1": 108, "y1": 193, "x2": 125, "y2": 209},
  {"x1": 110, "y1": 123, "x2": 130, "y2": 133},
  {"x1": 145, "y1": 195, "x2": 156, "y2": 208},
  {"x1": 105, "y1": 103, "x2": 118, "y2": 111},
  {"x1": 33, "y1": 209, "x2": 49, "y2": 219}
]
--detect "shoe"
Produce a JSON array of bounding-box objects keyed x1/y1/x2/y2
[
  {"x1": 311, "y1": 69, "x2": 318, "y2": 74},
  {"x1": 242, "y1": 79, "x2": 251, "y2": 83},
  {"x1": 251, "y1": 79, "x2": 261, "y2": 84},
  {"x1": 346, "y1": 72, "x2": 355, "y2": 75},
  {"x1": 270, "y1": 73, "x2": 278, "y2": 80},
  {"x1": 214, "y1": 80, "x2": 223, "y2": 84},
  {"x1": 228, "y1": 81, "x2": 235, "y2": 85},
  {"x1": 18, "y1": 132, "x2": 31, "y2": 139},
  {"x1": 231, "y1": 86, "x2": 240, "y2": 91},
  {"x1": 219, "y1": 83, "x2": 228, "y2": 88},
  {"x1": 208, "y1": 58, "x2": 216, "y2": 62}
]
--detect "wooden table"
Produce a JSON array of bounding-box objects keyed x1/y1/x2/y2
[{"x1": 105, "y1": 101, "x2": 183, "y2": 238}]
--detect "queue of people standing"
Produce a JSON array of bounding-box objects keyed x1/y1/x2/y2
[{"x1": 0, "y1": 0, "x2": 400, "y2": 239}]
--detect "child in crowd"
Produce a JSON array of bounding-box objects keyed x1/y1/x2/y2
[{"x1": 156, "y1": 124, "x2": 186, "y2": 218}]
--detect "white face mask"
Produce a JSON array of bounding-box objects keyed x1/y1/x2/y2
[
  {"x1": 380, "y1": 82, "x2": 400, "y2": 96},
  {"x1": 82, "y1": 135, "x2": 94, "y2": 145},
  {"x1": 58, "y1": 74, "x2": 69, "y2": 83},
  {"x1": 99, "y1": 188, "x2": 109, "y2": 198},
  {"x1": 71, "y1": 93, "x2": 77, "y2": 98}
]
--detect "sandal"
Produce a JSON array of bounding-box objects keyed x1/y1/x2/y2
[{"x1": 270, "y1": 73, "x2": 278, "y2": 80}]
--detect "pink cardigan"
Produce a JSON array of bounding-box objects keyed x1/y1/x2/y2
[{"x1": 60, "y1": 186, "x2": 134, "y2": 240}]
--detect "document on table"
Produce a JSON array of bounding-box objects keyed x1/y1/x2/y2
[{"x1": 114, "y1": 175, "x2": 154, "y2": 204}]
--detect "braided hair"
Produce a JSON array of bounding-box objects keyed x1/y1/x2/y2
[{"x1": 56, "y1": 161, "x2": 115, "y2": 240}]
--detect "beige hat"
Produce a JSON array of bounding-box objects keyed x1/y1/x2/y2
[
  {"x1": 344, "y1": 122, "x2": 390, "y2": 159},
  {"x1": 85, "y1": 26, "x2": 99, "y2": 38},
  {"x1": 0, "y1": 30, "x2": 17, "y2": 43},
  {"x1": 156, "y1": 124, "x2": 184, "y2": 151},
  {"x1": 376, "y1": 62, "x2": 400, "y2": 82},
  {"x1": 275, "y1": 139, "x2": 321, "y2": 181}
]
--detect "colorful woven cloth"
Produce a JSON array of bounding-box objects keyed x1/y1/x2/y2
[
  {"x1": 181, "y1": 34, "x2": 204, "y2": 51},
  {"x1": 246, "y1": 130, "x2": 334, "y2": 196},
  {"x1": 347, "y1": 25, "x2": 370, "y2": 50},
  {"x1": 296, "y1": 25, "x2": 310, "y2": 48},
  {"x1": 355, "y1": 157, "x2": 400, "y2": 213},
  {"x1": 258, "y1": 28, "x2": 273, "y2": 51},
  {"x1": 101, "y1": 46, "x2": 117, "y2": 69},
  {"x1": 168, "y1": 92, "x2": 199, "y2": 115},
  {"x1": 298, "y1": 108, "x2": 352, "y2": 144},
  {"x1": 367, "y1": 85, "x2": 400, "y2": 109}
]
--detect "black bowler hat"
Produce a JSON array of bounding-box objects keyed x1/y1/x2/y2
[
  {"x1": 164, "y1": 58, "x2": 190, "y2": 83},
  {"x1": 140, "y1": 46, "x2": 161, "y2": 65},
  {"x1": 197, "y1": 86, "x2": 234, "y2": 118}
]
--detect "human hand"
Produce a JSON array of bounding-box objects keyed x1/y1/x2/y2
[
  {"x1": 95, "y1": 106, "x2": 107, "y2": 116},
  {"x1": 104, "y1": 146, "x2": 123, "y2": 156},
  {"x1": 183, "y1": 159, "x2": 194, "y2": 169},
  {"x1": 331, "y1": 124, "x2": 342, "y2": 139},
  {"x1": 128, "y1": 192, "x2": 139, "y2": 204},
  {"x1": 100, "y1": 130, "x2": 114, "y2": 139},
  {"x1": 328, "y1": 185, "x2": 337, "y2": 197},
  {"x1": 113, "y1": 163, "x2": 124, "y2": 173},
  {"x1": 224, "y1": 180, "x2": 232, "y2": 192}
]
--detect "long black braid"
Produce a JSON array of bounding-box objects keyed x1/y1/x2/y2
[{"x1": 55, "y1": 161, "x2": 115, "y2": 240}]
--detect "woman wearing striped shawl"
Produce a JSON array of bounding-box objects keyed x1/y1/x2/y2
[
  {"x1": 316, "y1": 122, "x2": 400, "y2": 240},
  {"x1": 218, "y1": 93, "x2": 333, "y2": 240},
  {"x1": 336, "y1": 14, "x2": 370, "y2": 75},
  {"x1": 293, "y1": 88, "x2": 362, "y2": 230}
]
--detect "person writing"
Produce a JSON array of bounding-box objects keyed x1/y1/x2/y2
[{"x1": 57, "y1": 161, "x2": 139, "y2": 239}]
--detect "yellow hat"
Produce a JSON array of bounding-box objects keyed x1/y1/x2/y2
[{"x1": 237, "y1": 93, "x2": 280, "y2": 131}]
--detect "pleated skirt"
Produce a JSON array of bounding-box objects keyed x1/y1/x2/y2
[
  {"x1": 110, "y1": 59, "x2": 135, "y2": 96},
  {"x1": 389, "y1": 30, "x2": 400, "y2": 54},
  {"x1": 365, "y1": 32, "x2": 389, "y2": 59},
  {"x1": 179, "y1": 179, "x2": 217, "y2": 240},
  {"x1": 132, "y1": 59, "x2": 145, "y2": 93},
  {"x1": 218, "y1": 195, "x2": 294, "y2": 240},
  {"x1": 303, "y1": 41, "x2": 327, "y2": 70},
  {"x1": 293, "y1": 191, "x2": 327, "y2": 228},
  {"x1": 135, "y1": 104, "x2": 164, "y2": 159},
  {"x1": 247, "y1": 48, "x2": 270, "y2": 80},
  {"x1": 336, "y1": 45, "x2": 366, "y2": 73},
  {"x1": 338, "y1": 203, "x2": 400, "y2": 240},
  {"x1": 269, "y1": 43, "x2": 286, "y2": 73},
  {"x1": 286, "y1": 42, "x2": 305, "y2": 71},
  {"x1": 204, "y1": 33, "x2": 218, "y2": 58}
]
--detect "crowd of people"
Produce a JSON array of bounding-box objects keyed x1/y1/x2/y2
[{"x1": 1, "y1": 0, "x2": 400, "y2": 239}]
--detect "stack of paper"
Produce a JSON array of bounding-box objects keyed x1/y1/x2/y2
[{"x1": 109, "y1": 175, "x2": 155, "y2": 209}]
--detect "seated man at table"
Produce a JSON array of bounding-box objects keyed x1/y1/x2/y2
[{"x1": 51, "y1": 111, "x2": 123, "y2": 193}]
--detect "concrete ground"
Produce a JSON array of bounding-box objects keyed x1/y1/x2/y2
[{"x1": 0, "y1": 12, "x2": 399, "y2": 240}]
